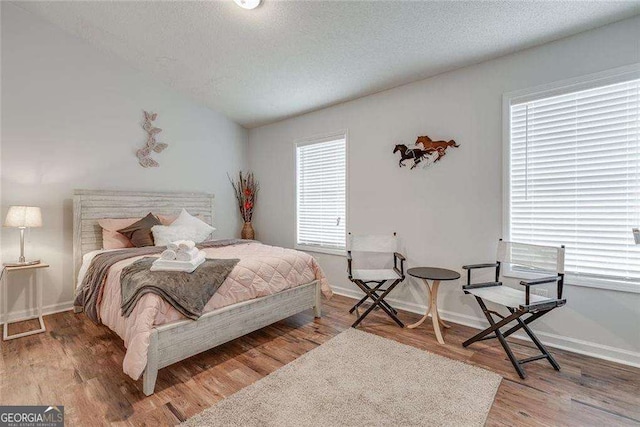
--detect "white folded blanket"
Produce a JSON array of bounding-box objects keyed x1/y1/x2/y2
[
  {"x1": 176, "y1": 247, "x2": 200, "y2": 261},
  {"x1": 167, "y1": 240, "x2": 196, "y2": 251},
  {"x1": 160, "y1": 249, "x2": 177, "y2": 260},
  {"x1": 151, "y1": 250, "x2": 206, "y2": 273}
]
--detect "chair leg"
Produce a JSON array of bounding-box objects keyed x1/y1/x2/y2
[
  {"x1": 353, "y1": 297, "x2": 404, "y2": 328},
  {"x1": 501, "y1": 310, "x2": 546, "y2": 339},
  {"x1": 378, "y1": 297, "x2": 398, "y2": 314},
  {"x1": 463, "y1": 298, "x2": 560, "y2": 379},
  {"x1": 516, "y1": 316, "x2": 561, "y2": 371},
  {"x1": 479, "y1": 299, "x2": 526, "y2": 378},
  {"x1": 350, "y1": 281, "x2": 394, "y2": 312},
  {"x1": 349, "y1": 294, "x2": 398, "y2": 314},
  {"x1": 352, "y1": 280, "x2": 404, "y2": 328},
  {"x1": 349, "y1": 294, "x2": 370, "y2": 314},
  {"x1": 351, "y1": 280, "x2": 382, "y2": 325},
  {"x1": 349, "y1": 281, "x2": 399, "y2": 315},
  {"x1": 494, "y1": 327, "x2": 527, "y2": 379},
  {"x1": 462, "y1": 299, "x2": 524, "y2": 347}
]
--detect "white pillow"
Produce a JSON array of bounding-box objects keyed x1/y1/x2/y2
[
  {"x1": 152, "y1": 225, "x2": 200, "y2": 247},
  {"x1": 162, "y1": 208, "x2": 215, "y2": 244}
]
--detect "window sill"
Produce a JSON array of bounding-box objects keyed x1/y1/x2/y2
[
  {"x1": 502, "y1": 269, "x2": 640, "y2": 295},
  {"x1": 294, "y1": 244, "x2": 347, "y2": 257}
]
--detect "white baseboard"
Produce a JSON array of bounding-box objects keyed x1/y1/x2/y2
[
  {"x1": 2, "y1": 301, "x2": 74, "y2": 325},
  {"x1": 332, "y1": 285, "x2": 640, "y2": 369}
]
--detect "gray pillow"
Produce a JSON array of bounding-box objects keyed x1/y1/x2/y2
[{"x1": 117, "y1": 213, "x2": 161, "y2": 247}]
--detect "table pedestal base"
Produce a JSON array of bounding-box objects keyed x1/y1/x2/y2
[{"x1": 406, "y1": 279, "x2": 450, "y2": 344}]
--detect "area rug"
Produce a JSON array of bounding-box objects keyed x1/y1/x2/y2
[{"x1": 182, "y1": 328, "x2": 502, "y2": 427}]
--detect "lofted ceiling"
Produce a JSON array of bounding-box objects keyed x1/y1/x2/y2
[{"x1": 13, "y1": 1, "x2": 640, "y2": 128}]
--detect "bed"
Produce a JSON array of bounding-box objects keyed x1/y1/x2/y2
[{"x1": 73, "y1": 189, "x2": 330, "y2": 395}]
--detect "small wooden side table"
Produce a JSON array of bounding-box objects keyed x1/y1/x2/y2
[
  {"x1": 2, "y1": 263, "x2": 49, "y2": 340},
  {"x1": 406, "y1": 267, "x2": 460, "y2": 345}
]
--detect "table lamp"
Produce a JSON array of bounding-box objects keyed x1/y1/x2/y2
[{"x1": 3, "y1": 206, "x2": 42, "y2": 266}]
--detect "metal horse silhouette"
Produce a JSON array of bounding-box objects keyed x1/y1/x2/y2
[{"x1": 393, "y1": 135, "x2": 459, "y2": 169}]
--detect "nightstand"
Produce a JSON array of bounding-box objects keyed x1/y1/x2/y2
[{"x1": 2, "y1": 262, "x2": 49, "y2": 340}]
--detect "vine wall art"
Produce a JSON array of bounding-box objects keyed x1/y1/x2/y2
[{"x1": 137, "y1": 110, "x2": 168, "y2": 168}]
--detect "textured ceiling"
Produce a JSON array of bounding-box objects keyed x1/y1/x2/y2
[{"x1": 13, "y1": 1, "x2": 640, "y2": 128}]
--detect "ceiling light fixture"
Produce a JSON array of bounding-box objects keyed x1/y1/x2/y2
[{"x1": 234, "y1": 0, "x2": 261, "y2": 10}]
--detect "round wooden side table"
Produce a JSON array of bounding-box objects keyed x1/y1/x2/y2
[{"x1": 406, "y1": 267, "x2": 460, "y2": 345}]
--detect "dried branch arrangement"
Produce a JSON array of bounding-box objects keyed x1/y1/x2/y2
[
  {"x1": 229, "y1": 171, "x2": 259, "y2": 222},
  {"x1": 137, "y1": 110, "x2": 168, "y2": 168}
]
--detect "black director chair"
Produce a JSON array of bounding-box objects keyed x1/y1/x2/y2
[
  {"x1": 347, "y1": 233, "x2": 406, "y2": 328},
  {"x1": 462, "y1": 240, "x2": 566, "y2": 379}
]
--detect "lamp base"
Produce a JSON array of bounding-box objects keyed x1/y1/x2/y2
[{"x1": 4, "y1": 259, "x2": 40, "y2": 267}]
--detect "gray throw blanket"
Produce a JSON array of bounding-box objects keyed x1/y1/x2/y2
[
  {"x1": 120, "y1": 257, "x2": 239, "y2": 320},
  {"x1": 74, "y1": 239, "x2": 252, "y2": 323}
]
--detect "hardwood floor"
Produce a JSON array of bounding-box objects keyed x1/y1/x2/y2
[{"x1": 1, "y1": 295, "x2": 639, "y2": 426}]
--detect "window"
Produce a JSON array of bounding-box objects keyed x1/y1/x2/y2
[
  {"x1": 506, "y1": 69, "x2": 640, "y2": 287},
  {"x1": 296, "y1": 133, "x2": 347, "y2": 255}
]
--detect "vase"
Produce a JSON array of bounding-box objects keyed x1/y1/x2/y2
[{"x1": 241, "y1": 222, "x2": 255, "y2": 240}]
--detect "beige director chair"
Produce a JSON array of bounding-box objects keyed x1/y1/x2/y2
[
  {"x1": 347, "y1": 233, "x2": 406, "y2": 328},
  {"x1": 462, "y1": 240, "x2": 566, "y2": 379}
]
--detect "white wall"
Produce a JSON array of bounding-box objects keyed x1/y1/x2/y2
[
  {"x1": 1, "y1": 3, "x2": 248, "y2": 319},
  {"x1": 249, "y1": 16, "x2": 640, "y2": 366}
]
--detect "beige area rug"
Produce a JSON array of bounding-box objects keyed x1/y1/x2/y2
[{"x1": 182, "y1": 328, "x2": 502, "y2": 427}]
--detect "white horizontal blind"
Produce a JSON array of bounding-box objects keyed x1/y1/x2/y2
[
  {"x1": 296, "y1": 136, "x2": 346, "y2": 251},
  {"x1": 509, "y1": 78, "x2": 640, "y2": 281}
]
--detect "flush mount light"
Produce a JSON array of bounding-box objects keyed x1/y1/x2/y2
[{"x1": 234, "y1": 0, "x2": 261, "y2": 9}]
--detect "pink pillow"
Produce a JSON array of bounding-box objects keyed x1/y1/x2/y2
[
  {"x1": 98, "y1": 217, "x2": 140, "y2": 249},
  {"x1": 156, "y1": 213, "x2": 207, "y2": 226},
  {"x1": 157, "y1": 214, "x2": 178, "y2": 226}
]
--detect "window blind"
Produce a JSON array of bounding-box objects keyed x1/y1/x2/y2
[
  {"x1": 509, "y1": 78, "x2": 640, "y2": 281},
  {"x1": 296, "y1": 136, "x2": 346, "y2": 251}
]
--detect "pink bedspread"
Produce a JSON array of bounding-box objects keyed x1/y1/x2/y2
[{"x1": 93, "y1": 242, "x2": 332, "y2": 380}]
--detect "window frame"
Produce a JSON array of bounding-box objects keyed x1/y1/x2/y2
[
  {"x1": 294, "y1": 130, "x2": 349, "y2": 257},
  {"x1": 502, "y1": 63, "x2": 640, "y2": 294}
]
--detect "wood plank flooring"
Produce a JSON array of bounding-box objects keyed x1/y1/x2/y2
[{"x1": 1, "y1": 295, "x2": 639, "y2": 426}]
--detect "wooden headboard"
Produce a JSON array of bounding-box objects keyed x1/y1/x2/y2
[{"x1": 73, "y1": 189, "x2": 215, "y2": 284}]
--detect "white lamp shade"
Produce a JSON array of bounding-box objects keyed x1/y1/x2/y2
[{"x1": 4, "y1": 206, "x2": 42, "y2": 228}]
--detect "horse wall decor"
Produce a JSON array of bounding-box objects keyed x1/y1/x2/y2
[{"x1": 393, "y1": 135, "x2": 459, "y2": 169}]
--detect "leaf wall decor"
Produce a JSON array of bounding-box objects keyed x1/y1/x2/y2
[{"x1": 137, "y1": 110, "x2": 168, "y2": 168}]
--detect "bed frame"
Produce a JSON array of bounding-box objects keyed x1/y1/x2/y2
[{"x1": 73, "y1": 189, "x2": 322, "y2": 395}]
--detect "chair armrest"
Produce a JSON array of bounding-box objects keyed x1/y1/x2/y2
[
  {"x1": 520, "y1": 276, "x2": 561, "y2": 304},
  {"x1": 462, "y1": 281, "x2": 502, "y2": 292},
  {"x1": 462, "y1": 263, "x2": 499, "y2": 270},
  {"x1": 393, "y1": 252, "x2": 406, "y2": 278},
  {"x1": 521, "y1": 298, "x2": 566, "y2": 312},
  {"x1": 462, "y1": 262, "x2": 500, "y2": 286},
  {"x1": 519, "y1": 276, "x2": 560, "y2": 286},
  {"x1": 347, "y1": 251, "x2": 353, "y2": 279}
]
